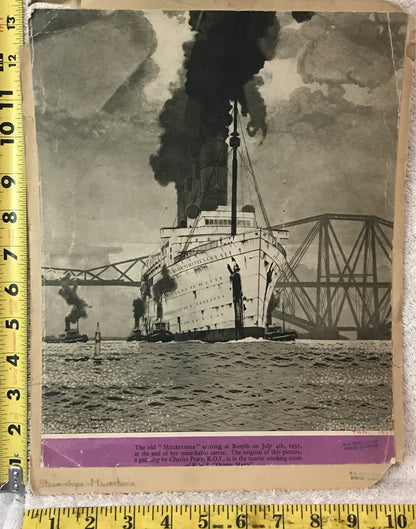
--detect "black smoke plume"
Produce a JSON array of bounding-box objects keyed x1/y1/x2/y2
[
  {"x1": 133, "y1": 297, "x2": 146, "y2": 327},
  {"x1": 291, "y1": 12, "x2": 314, "y2": 23},
  {"x1": 153, "y1": 265, "x2": 177, "y2": 303},
  {"x1": 150, "y1": 86, "x2": 197, "y2": 188},
  {"x1": 244, "y1": 76, "x2": 267, "y2": 137},
  {"x1": 150, "y1": 11, "x2": 314, "y2": 208},
  {"x1": 150, "y1": 11, "x2": 280, "y2": 195},
  {"x1": 185, "y1": 11, "x2": 279, "y2": 140},
  {"x1": 58, "y1": 274, "x2": 88, "y2": 329},
  {"x1": 153, "y1": 266, "x2": 177, "y2": 320}
]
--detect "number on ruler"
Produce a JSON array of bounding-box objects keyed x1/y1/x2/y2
[
  {"x1": 310, "y1": 514, "x2": 321, "y2": 528},
  {"x1": 123, "y1": 515, "x2": 133, "y2": 529},
  {"x1": 85, "y1": 515, "x2": 96, "y2": 529},
  {"x1": 2, "y1": 211, "x2": 17, "y2": 223},
  {"x1": 273, "y1": 515, "x2": 283, "y2": 528},
  {"x1": 0, "y1": 90, "x2": 13, "y2": 111},
  {"x1": 4, "y1": 249, "x2": 17, "y2": 260},
  {"x1": 7, "y1": 54, "x2": 16, "y2": 68},
  {"x1": 236, "y1": 515, "x2": 247, "y2": 529},
  {"x1": 6, "y1": 354, "x2": 19, "y2": 366},
  {"x1": 8, "y1": 424, "x2": 20, "y2": 435},
  {"x1": 7, "y1": 389, "x2": 20, "y2": 400},
  {"x1": 6, "y1": 319, "x2": 19, "y2": 330},
  {"x1": 199, "y1": 514, "x2": 209, "y2": 529},
  {"x1": 161, "y1": 515, "x2": 171, "y2": 529},
  {"x1": 347, "y1": 514, "x2": 357, "y2": 528},
  {"x1": 387, "y1": 514, "x2": 407, "y2": 528},
  {"x1": 6, "y1": 16, "x2": 15, "y2": 30},
  {"x1": 1, "y1": 175, "x2": 16, "y2": 188},
  {"x1": 0, "y1": 121, "x2": 14, "y2": 145},
  {"x1": 5, "y1": 283, "x2": 18, "y2": 296}
]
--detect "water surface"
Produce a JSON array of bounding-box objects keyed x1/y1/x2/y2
[{"x1": 42, "y1": 339, "x2": 393, "y2": 434}]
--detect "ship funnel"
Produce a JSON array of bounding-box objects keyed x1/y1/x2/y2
[
  {"x1": 199, "y1": 139, "x2": 228, "y2": 211},
  {"x1": 185, "y1": 203, "x2": 200, "y2": 220}
]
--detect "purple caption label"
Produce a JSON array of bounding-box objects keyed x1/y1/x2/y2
[{"x1": 42, "y1": 434, "x2": 395, "y2": 468}]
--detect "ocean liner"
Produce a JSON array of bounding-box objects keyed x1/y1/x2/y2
[{"x1": 137, "y1": 100, "x2": 289, "y2": 342}]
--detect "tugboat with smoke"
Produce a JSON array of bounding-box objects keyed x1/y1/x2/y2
[
  {"x1": 144, "y1": 265, "x2": 175, "y2": 342},
  {"x1": 137, "y1": 11, "x2": 313, "y2": 342},
  {"x1": 127, "y1": 298, "x2": 145, "y2": 341},
  {"x1": 44, "y1": 274, "x2": 89, "y2": 343},
  {"x1": 128, "y1": 268, "x2": 176, "y2": 342}
]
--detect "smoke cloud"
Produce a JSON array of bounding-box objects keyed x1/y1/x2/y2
[
  {"x1": 133, "y1": 297, "x2": 146, "y2": 327},
  {"x1": 257, "y1": 11, "x2": 408, "y2": 221},
  {"x1": 150, "y1": 11, "x2": 282, "y2": 191},
  {"x1": 185, "y1": 11, "x2": 279, "y2": 139},
  {"x1": 153, "y1": 265, "x2": 177, "y2": 303},
  {"x1": 273, "y1": 12, "x2": 406, "y2": 88},
  {"x1": 243, "y1": 76, "x2": 267, "y2": 137},
  {"x1": 150, "y1": 86, "x2": 197, "y2": 187},
  {"x1": 58, "y1": 274, "x2": 89, "y2": 328},
  {"x1": 150, "y1": 11, "x2": 315, "y2": 204},
  {"x1": 291, "y1": 12, "x2": 314, "y2": 23}
]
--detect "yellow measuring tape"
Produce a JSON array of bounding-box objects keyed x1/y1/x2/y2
[
  {"x1": 22, "y1": 505, "x2": 416, "y2": 529},
  {"x1": 0, "y1": 0, "x2": 27, "y2": 486}
]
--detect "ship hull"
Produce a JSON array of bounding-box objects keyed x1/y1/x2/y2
[
  {"x1": 173, "y1": 325, "x2": 264, "y2": 342},
  {"x1": 43, "y1": 334, "x2": 88, "y2": 343},
  {"x1": 141, "y1": 229, "x2": 286, "y2": 342},
  {"x1": 145, "y1": 330, "x2": 175, "y2": 343}
]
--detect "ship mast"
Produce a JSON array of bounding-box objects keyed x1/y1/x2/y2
[{"x1": 230, "y1": 99, "x2": 240, "y2": 237}]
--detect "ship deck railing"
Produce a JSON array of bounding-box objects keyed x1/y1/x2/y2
[{"x1": 174, "y1": 228, "x2": 286, "y2": 263}]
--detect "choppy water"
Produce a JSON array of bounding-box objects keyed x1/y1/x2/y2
[{"x1": 42, "y1": 339, "x2": 393, "y2": 434}]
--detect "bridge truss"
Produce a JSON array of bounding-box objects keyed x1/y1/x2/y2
[
  {"x1": 271, "y1": 214, "x2": 393, "y2": 338},
  {"x1": 42, "y1": 256, "x2": 147, "y2": 287}
]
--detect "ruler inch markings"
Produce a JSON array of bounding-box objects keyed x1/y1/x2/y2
[
  {"x1": 20, "y1": 506, "x2": 416, "y2": 529},
  {"x1": 0, "y1": 0, "x2": 27, "y2": 488}
]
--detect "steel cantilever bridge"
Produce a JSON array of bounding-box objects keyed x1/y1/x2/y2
[
  {"x1": 42, "y1": 213, "x2": 393, "y2": 339},
  {"x1": 42, "y1": 256, "x2": 146, "y2": 287},
  {"x1": 271, "y1": 214, "x2": 393, "y2": 339}
]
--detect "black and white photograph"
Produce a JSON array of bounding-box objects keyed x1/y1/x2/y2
[{"x1": 30, "y1": 7, "x2": 409, "y2": 437}]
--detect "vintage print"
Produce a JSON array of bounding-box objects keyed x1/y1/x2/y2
[{"x1": 28, "y1": 5, "x2": 412, "y2": 490}]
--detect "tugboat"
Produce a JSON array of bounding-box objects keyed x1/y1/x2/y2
[
  {"x1": 127, "y1": 297, "x2": 146, "y2": 341},
  {"x1": 127, "y1": 328, "x2": 144, "y2": 342},
  {"x1": 265, "y1": 325, "x2": 297, "y2": 342},
  {"x1": 44, "y1": 319, "x2": 89, "y2": 343},
  {"x1": 265, "y1": 304, "x2": 297, "y2": 342},
  {"x1": 144, "y1": 320, "x2": 174, "y2": 343}
]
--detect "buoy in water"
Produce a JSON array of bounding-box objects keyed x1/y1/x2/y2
[{"x1": 95, "y1": 322, "x2": 101, "y2": 355}]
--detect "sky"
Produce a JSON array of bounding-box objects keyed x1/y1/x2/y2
[{"x1": 30, "y1": 9, "x2": 408, "y2": 336}]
